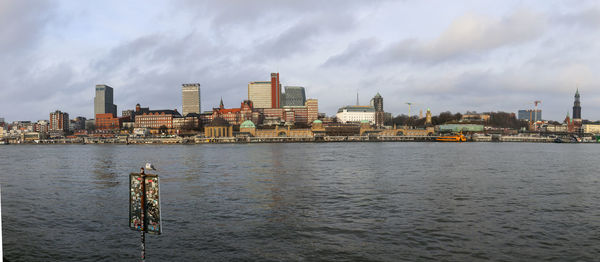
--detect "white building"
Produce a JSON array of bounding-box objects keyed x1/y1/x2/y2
[
  {"x1": 182, "y1": 83, "x2": 201, "y2": 116},
  {"x1": 583, "y1": 124, "x2": 600, "y2": 134},
  {"x1": 336, "y1": 105, "x2": 375, "y2": 124}
]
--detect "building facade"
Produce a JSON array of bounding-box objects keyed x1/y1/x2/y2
[
  {"x1": 182, "y1": 83, "x2": 201, "y2": 116},
  {"x1": 282, "y1": 86, "x2": 306, "y2": 107},
  {"x1": 96, "y1": 113, "x2": 125, "y2": 130},
  {"x1": 336, "y1": 106, "x2": 375, "y2": 124},
  {"x1": 248, "y1": 72, "x2": 282, "y2": 109},
  {"x1": 306, "y1": 99, "x2": 319, "y2": 123},
  {"x1": 34, "y1": 120, "x2": 49, "y2": 133},
  {"x1": 583, "y1": 124, "x2": 600, "y2": 134},
  {"x1": 205, "y1": 117, "x2": 232, "y2": 138},
  {"x1": 134, "y1": 110, "x2": 181, "y2": 132},
  {"x1": 372, "y1": 93, "x2": 384, "y2": 127},
  {"x1": 49, "y1": 110, "x2": 69, "y2": 132},
  {"x1": 94, "y1": 84, "x2": 117, "y2": 117},
  {"x1": 248, "y1": 81, "x2": 272, "y2": 108},
  {"x1": 518, "y1": 109, "x2": 542, "y2": 121}
]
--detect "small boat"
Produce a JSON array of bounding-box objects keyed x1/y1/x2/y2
[{"x1": 436, "y1": 132, "x2": 467, "y2": 142}]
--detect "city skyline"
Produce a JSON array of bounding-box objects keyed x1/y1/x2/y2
[{"x1": 1, "y1": 0, "x2": 600, "y2": 121}]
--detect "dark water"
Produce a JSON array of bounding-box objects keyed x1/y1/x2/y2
[{"x1": 2, "y1": 143, "x2": 600, "y2": 261}]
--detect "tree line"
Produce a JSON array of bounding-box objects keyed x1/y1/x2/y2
[{"x1": 385, "y1": 111, "x2": 528, "y2": 129}]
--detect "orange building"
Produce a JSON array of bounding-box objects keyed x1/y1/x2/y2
[{"x1": 95, "y1": 113, "x2": 128, "y2": 130}]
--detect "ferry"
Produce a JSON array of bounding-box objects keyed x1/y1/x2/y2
[{"x1": 436, "y1": 132, "x2": 467, "y2": 142}]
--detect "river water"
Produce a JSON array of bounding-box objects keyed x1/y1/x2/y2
[{"x1": 1, "y1": 143, "x2": 600, "y2": 261}]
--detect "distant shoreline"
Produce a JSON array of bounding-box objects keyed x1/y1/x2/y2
[{"x1": 1, "y1": 135, "x2": 596, "y2": 144}]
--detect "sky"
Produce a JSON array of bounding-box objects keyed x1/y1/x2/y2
[{"x1": 1, "y1": 0, "x2": 600, "y2": 122}]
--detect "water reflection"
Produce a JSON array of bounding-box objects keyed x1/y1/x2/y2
[
  {"x1": 3, "y1": 143, "x2": 600, "y2": 261},
  {"x1": 92, "y1": 145, "x2": 119, "y2": 188}
]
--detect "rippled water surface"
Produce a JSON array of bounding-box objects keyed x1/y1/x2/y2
[{"x1": 2, "y1": 143, "x2": 600, "y2": 261}]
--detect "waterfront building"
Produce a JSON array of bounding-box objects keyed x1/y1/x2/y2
[
  {"x1": 96, "y1": 113, "x2": 128, "y2": 130},
  {"x1": 336, "y1": 105, "x2": 375, "y2": 124},
  {"x1": 544, "y1": 124, "x2": 568, "y2": 133},
  {"x1": 282, "y1": 86, "x2": 306, "y2": 107},
  {"x1": 134, "y1": 109, "x2": 181, "y2": 134},
  {"x1": 371, "y1": 93, "x2": 384, "y2": 127},
  {"x1": 173, "y1": 114, "x2": 201, "y2": 133},
  {"x1": 573, "y1": 89, "x2": 582, "y2": 123},
  {"x1": 239, "y1": 120, "x2": 257, "y2": 136},
  {"x1": 437, "y1": 124, "x2": 484, "y2": 133},
  {"x1": 248, "y1": 73, "x2": 281, "y2": 108},
  {"x1": 517, "y1": 109, "x2": 542, "y2": 122},
  {"x1": 94, "y1": 84, "x2": 117, "y2": 117},
  {"x1": 205, "y1": 117, "x2": 232, "y2": 138},
  {"x1": 49, "y1": 110, "x2": 69, "y2": 133},
  {"x1": 583, "y1": 124, "x2": 600, "y2": 134},
  {"x1": 182, "y1": 83, "x2": 201, "y2": 116}
]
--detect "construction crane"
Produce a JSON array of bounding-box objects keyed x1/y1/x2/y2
[{"x1": 406, "y1": 102, "x2": 415, "y2": 117}]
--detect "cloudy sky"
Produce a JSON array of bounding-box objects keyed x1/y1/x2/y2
[{"x1": 1, "y1": 0, "x2": 599, "y2": 122}]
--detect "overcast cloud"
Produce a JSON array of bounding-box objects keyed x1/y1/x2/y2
[{"x1": 1, "y1": 0, "x2": 600, "y2": 122}]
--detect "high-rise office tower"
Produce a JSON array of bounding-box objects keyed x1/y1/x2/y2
[
  {"x1": 282, "y1": 86, "x2": 306, "y2": 107},
  {"x1": 94, "y1": 84, "x2": 117, "y2": 117},
  {"x1": 248, "y1": 72, "x2": 282, "y2": 109},
  {"x1": 573, "y1": 89, "x2": 581, "y2": 122},
  {"x1": 182, "y1": 83, "x2": 201, "y2": 116}
]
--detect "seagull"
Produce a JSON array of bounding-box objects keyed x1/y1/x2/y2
[{"x1": 145, "y1": 163, "x2": 157, "y2": 171}]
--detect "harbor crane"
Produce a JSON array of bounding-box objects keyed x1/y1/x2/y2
[
  {"x1": 405, "y1": 102, "x2": 420, "y2": 126},
  {"x1": 405, "y1": 102, "x2": 415, "y2": 117}
]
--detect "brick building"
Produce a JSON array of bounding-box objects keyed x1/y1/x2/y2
[
  {"x1": 134, "y1": 109, "x2": 181, "y2": 133},
  {"x1": 49, "y1": 110, "x2": 69, "y2": 132},
  {"x1": 95, "y1": 113, "x2": 129, "y2": 130}
]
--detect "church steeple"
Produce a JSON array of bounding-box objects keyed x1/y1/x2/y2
[
  {"x1": 219, "y1": 97, "x2": 224, "y2": 109},
  {"x1": 573, "y1": 89, "x2": 581, "y2": 120}
]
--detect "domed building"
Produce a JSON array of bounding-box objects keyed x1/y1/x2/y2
[
  {"x1": 311, "y1": 119, "x2": 326, "y2": 135},
  {"x1": 239, "y1": 120, "x2": 256, "y2": 136},
  {"x1": 205, "y1": 117, "x2": 232, "y2": 138}
]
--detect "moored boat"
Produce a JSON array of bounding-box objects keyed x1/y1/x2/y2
[{"x1": 436, "y1": 133, "x2": 467, "y2": 142}]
